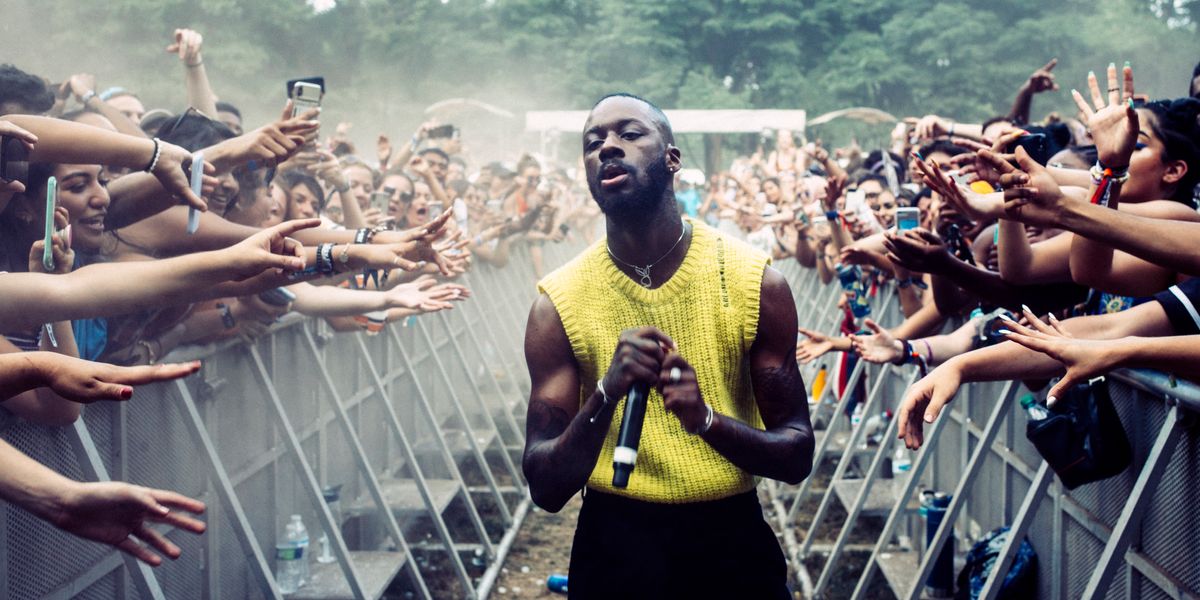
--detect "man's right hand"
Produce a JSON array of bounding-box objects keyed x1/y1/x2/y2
[{"x1": 601, "y1": 327, "x2": 675, "y2": 399}]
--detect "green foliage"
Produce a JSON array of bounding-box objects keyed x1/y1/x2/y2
[{"x1": 5, "y1": 0, "x2": 1197, "y2": 147}]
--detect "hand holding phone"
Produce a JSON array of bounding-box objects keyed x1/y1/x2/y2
[{"x1": 895, "y1": 206, "x2": 920, "y2": 231}]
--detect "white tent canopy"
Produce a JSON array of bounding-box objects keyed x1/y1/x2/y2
[{"x1": 525, "y1": 109, "x2": 806, "y2": 135}]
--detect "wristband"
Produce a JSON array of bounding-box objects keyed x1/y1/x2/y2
[
  {"x1": 316, "y1": 243, "x2": 335, "y2": 275},
  {"x1": 589, "y1": 379, "x2": 611, "y2": 424},
  {"x1": 80, "y1": 90, "x2": 97, "y2": 105},
  {"x1": 217, "y1": 303, "x2": 236, "y2": 329},
  {"x1": 144, "y1": 138, "x2": 162, "y2": 173},
  {"x1": 353, "y1": 228, "x2": 374, "y2": 245},
  {"x1": 825, "y1": 210, "x2": 840, "y2": 221},
  {"x1": 892, "y1": 340, "x2": 913, "y2": 365},
  {"x1": 692, "y1": 403, "x2": 715, "y2": 435}
]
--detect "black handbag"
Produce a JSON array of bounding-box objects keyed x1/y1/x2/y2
[{"x1": 1024, "y1": 378, "x2": 1133, "y2": 490}]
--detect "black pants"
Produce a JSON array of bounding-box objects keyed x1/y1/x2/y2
[{"x1": 567, "y1": 489, "x2": 790, "y2": 600}]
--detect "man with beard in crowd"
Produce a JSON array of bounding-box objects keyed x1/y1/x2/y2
[{"x1": 521, "y1": 93, "x2": 814, "y2": 599}]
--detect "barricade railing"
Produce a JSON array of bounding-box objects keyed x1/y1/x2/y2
[
  {"x1": 0, "y1": 236, "x2": 585, "y2": 600},
  {"x1": 771, "y1": 257, "x2": 1200, "y2": 600}
]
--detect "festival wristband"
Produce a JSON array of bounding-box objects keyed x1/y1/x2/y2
[{"x1": 187, "y1": 151, "x2": 203, "y2": 234}]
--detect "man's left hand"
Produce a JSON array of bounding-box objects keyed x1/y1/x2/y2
[{"x1": 659, "y1": 352, "x2": 707, "y2": 433}]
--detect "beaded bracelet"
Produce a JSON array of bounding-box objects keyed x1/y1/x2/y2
[
  {"x1": 1088, "y1": 161, "x2": 1130, "y2": 207},
  {"x1": 144, "y1": 138, "x2": 162, "y2": 173}
]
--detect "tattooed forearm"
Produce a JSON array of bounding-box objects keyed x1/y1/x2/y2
[{"x1": 698, "y1": 358, "x2": 814, "y2": 485}]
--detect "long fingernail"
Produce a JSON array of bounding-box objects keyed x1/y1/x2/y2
[
  {"x1": 1123, "y1": 60, "x2": 1131, "y2": 69},
  {"x1": 1048, "y1": 313, "x2": 1059, "y2": 323},
  {"x1": 998, "y1": 329, "x2": 1013, "y2": 336},
  {"x1": 1021, "y1": 304, "x2": 1031, "y2": 314},
  {"x1": 1108, "y1": 62, "x2": 1115, "y2": 70},
  {"x1": 1088, "y1": 70, "x2": 1095, "y2": 78},
  {"x1": 998, "y1": 313, "x2": 1017, "y2": 323},
  {"x1": 1047, "y1": 395, "x2": 1058, "y2": 407}
]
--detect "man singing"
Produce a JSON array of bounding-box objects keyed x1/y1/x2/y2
[{"x1": 522, "y1": 93, "x2": 814, "y2": 599}]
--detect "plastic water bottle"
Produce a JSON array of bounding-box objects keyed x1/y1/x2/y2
[
  {"x1": 286, "y1": 515, "x2": 310, "y2": 587},
  {"x1": 810, "y1": 364, "x2": 828, "y2": 404},
  {"x1": 1020, "y1": 394, "x2": 1049, "y2": 421},
  {"x1": 836, "y1": 264, "x2": 871, "y2": 318},
  {"x1": 275, "y1": 541, "x2": 301, "y2": 593},
  {"x1": 547, "y1": 574, "x2": 568, "y2": 594},
  {"x1": 892, "y1": 446, "x2": 912, "y2": 476}
]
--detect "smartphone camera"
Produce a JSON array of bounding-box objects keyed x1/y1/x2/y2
[{"x1": 0, "y1": 136, "x2": 30, "y2": 186}]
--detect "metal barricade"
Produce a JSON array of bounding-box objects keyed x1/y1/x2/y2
[
  {"x1": 0, "y1": 236, "x2": 586, "y2": 600},
  {"x1": 770, "y1": 257, "x2": 1200, "y2": 600}
]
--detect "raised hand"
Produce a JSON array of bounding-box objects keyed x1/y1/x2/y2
[
  {"x1": 796, "y1": 327, "x2": 834, "y2": 364},
  {"x1": 0, "y1": 120, "x2": 37, "y2": 195},
  {"x1": 49, "y1": 481, "x2": 206, "y2": 566},
  {"x1": 915, "y1": 155, "x2": 1002, "y2": 223},
  {"x1": 66, "y1": 73, "x2": 97, "y2": 104},
  {"x1": 377, "y1": 134, "x2": 393, "y2": 168},
  {"x1": 850, "y1": 319, "x2": 902, "y2": 364},
  {"x1": 39, "y1": 354, "x2": 202, "y2": 403},
  {"x1": 993, "y1": 146, "x2": 1072, "y2": 227},
  {"x1": 1072, "y1": 62, "x2": 1138, "y2": 169},
  {"x1": 153, "y1": 140, "x2": 212, "y2": 212},
  {"x1": 224, "y1": 219, "x2": 317, "y2": 280},
  {"x1": 166, "y1": 28, "x2": 204, "y2": 66},
  {"x1": 1025, "y1": 58, "x2": 1059, "y2": 94},
  {"x1": 883, "y1": 229, "x2": 952, "y2": 274},
  {"x1": 28, "y1": 206, "x2": 73, "y2": 274}
]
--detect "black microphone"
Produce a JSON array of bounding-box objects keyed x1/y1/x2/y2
[{"x1": 612, "y1": 382, "x2": 649, "y2": 488}]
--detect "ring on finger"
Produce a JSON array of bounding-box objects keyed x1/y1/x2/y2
[{"x1": 669, "y1": 366, "x2": 682, "y2": 384}]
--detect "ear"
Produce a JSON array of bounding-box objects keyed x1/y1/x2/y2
[
  {"x1": 665, "y1": 144, "x2": 682, "y2": 173},
  {"x1": 1162, "y1": 158, "x2": 1187, "y2": 187}
]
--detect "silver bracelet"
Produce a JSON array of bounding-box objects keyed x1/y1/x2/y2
[
  {"x1": 589, "y1": 379, "x2": 610, "y2": 424},
  {"x1": 145, "y1": 137, "x2": 162, "y2": 173},
  {"x1": 692, "y1": 403, "x2": 714, "y2": 435}
]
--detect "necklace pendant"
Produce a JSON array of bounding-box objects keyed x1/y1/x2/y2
[{"x1": 634, "y1": 265, "x2": 653, "y2": 288}]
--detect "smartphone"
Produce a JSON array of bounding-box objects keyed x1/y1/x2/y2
[
  {"x1": 1013, "y1": 133, "x2": 1049, "y2": 165},
  {"x1": 0, "y1": 135, "x2": 30, "y2": 185},
  {"x1": 43, "y1": 176, "x2": 57, "y2": 272},
  {"x1": 259, "y1": 287, "x2": 297, "y2": 307},
  {"x1": 845, "y1": 189, "x2": 866, "y2": 211},
  {"x1": 288, "y1": 77, "x2": 325, "y2": 119},
  {"x1": 369, "y1": 188, "x2": 392, "y2": 214},
  {"x1": 895, "y1": 206, "x2": 920, "y2": 231},
  {"x1": 188, "y1": 151, "x2": 203, "y2": 234},
  {"x1": 427, "y1": 124, "x2": 455, "y2": 139}
]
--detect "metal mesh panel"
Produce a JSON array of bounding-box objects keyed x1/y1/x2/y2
[
  {"x1": 1065, "y1": 516, "x2": 1107, "y2": 600},
  {"x1": 1140, "y1": 425, "x2": 1200, "y2": 593},
  {"x1": 3, "y1": 423, "x2": 113, "y2": 597},
  {"x1": 75, "y1": 568, "x2": 119, "y2": 600}
]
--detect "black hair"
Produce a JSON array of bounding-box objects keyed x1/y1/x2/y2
[
  {"x1": 863, "y1": 149, "x2": 907, "y2": 183},
  {"x1": 591, "y1": 92, "x2": 674, "y2": 144},
  {"x1": 1141, "y1": 97, "x2": 1200, "y2": 205},
  {"x1": 274, "y1": 169, "x2": 327, "y2": 215},
  {"x1": 982, "y1": 115, "x2": 1016, "y2": 133},
  {"x1": 0, "y1": 64, "x2": 54, "y2": 115},
  {"x1": 155, "y1": 113, "x2": 236, "y2": 151},
  {"x1": 854, "y1": 172, "x2": 888, "y2": 187},
  {"x1": 215, "y1": 101, "x2": 242, "y2": 120},
  {"x1": 916, "y1": 140, "x2": 970, "y2": 159},
  {"x1": 0, "y1": 161, "x2": 58, "y2": 272},
  {"x1": 418, "y1": 147, "x2": 450, "y2": 163}
]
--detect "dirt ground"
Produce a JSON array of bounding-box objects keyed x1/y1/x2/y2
[{"x1": 491, "y1": 495, "x2": 580, "y2": 598}]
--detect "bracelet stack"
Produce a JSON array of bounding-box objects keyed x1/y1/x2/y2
[
  {"x1": 1088, "y1": 161, "x2": 1129, "y2": 208},
  {"x1": 316, "y1": 243, "x2": 336, "y2": 275}
]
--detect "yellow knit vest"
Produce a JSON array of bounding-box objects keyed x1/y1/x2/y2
[{"x1": 537, "y1": 218, "x2": 770, "y2": 503}]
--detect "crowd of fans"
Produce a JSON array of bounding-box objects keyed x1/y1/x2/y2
[
  {"x1": 0, "y1": 28, "x2": 603, "y2": 565},
  {"x1": 690, "y1": 59, "x2": 1200, "y2": 453},
  {"x1": 2, "y1": 26, "x2": 1199, "y2": 571}
]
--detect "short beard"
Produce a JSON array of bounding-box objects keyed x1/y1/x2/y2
[{"x1": 590, "y1": 155, "x2": 672, "y2": 221}]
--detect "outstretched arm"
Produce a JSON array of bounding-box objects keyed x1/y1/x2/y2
[{"x1": 0, "y1": 438, "x2": 206, "y2": 566}]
